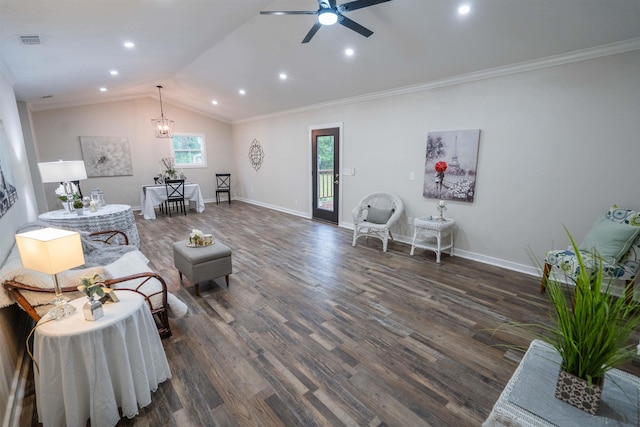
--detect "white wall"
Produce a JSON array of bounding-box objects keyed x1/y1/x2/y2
[
  {"x1": 0, "y1": 60, "x2": 37, "y2": 423},
  {"x1": 30, "y1": 98, "x2": 233, "y2": 212},
  {"x1": 232, "y1": 50, "x2": 640, "y2": 274},
  {"x1": 24, "y1": 49, "x2": 640, "y2": 275}
]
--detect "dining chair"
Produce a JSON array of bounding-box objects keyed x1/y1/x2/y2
[
  {"x1": 164, "y1": 179, "x2": 186, "y2": 216},
  {"x1": 215, "y1": 173, "x2": 231, "y2": 205},
  {"x1": 153, "y1": 176, "x2": 165, "y2": 213}
]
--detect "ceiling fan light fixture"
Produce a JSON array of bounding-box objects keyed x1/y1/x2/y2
[
  {"x1": 151, "y1": 85, "x2": 174, "y2": 138},
  {"x1": 318, "y1": 9, "x2": 338, "y2": 25}
]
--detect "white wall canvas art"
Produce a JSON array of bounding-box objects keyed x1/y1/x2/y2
[{"x1": 80, "y1": 136, "x2": 133, "y2": 177}]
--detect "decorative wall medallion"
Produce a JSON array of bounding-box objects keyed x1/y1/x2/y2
[{"x1": 248, "y1": 139, "x2": 264, "y2": 171}]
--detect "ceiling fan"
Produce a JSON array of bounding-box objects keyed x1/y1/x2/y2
[{"x1": 260, "y1": 0, "x2": 392, "y2": 43}]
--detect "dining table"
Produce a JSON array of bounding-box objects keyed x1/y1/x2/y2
[
  {"x1": 140, "y1": 183, "x2": 205, "y2": 219},
  {"x1": 33, "y1": 291, "x2": 171, "y2": 427}
]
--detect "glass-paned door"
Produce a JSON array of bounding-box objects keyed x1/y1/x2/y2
[{"x1": 312, "y1": 127, "x2": 339, "y2": 224}]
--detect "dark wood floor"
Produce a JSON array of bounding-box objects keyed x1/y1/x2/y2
[{"x1": 19, "y1": 201, "x2": 640, "y2": 426}]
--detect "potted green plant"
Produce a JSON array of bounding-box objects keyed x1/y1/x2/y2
[
  {"x1": 78, "y1": 274, "x2": 106, "y2": 321},
  {"x1": 73, "y1": 196, "x2": 84, "y2": 210},
  {"x1": 543, "y1": 227, "x2": 640, "y2": 414}
]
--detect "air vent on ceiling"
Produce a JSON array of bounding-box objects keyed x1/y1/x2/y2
[{"x1": 18, "y1": 35, "x2": 42, "y2": 45}]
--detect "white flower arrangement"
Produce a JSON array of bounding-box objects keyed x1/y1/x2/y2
[
  {"x1": 160, "y1": 157, "x2": 176, "y2": 176},
  {"x1": 189, "y1": 228, "x2": 204, "y2": 246},
  {"x1": 77, "y1": 274, "x2": 106, "y2": 300},
  {"x1": 55, "y1": 183, "x2": 79, "y2": 202}
]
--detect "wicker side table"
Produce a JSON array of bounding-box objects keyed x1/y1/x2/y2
[{"x1": 410, "y1": 216, "x2": 455, "y2": 263}]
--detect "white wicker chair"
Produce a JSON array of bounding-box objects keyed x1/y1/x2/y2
[{"x1": 352, "y1": 192, "x2": 404, "y2": 252}]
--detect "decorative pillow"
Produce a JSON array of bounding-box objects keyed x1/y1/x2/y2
[
  {"x1": 366, "y1": 207, "x2": 393, "y2": 224},
  {"x1": 578, "y1": 216, "x2": 640, "y2": 263},
  {"x1": 0, "y1": 245, "x2": 105, "y2": 308},
  {"x1": 104, "y1": 251, "x2": 187, "y2": 318},
  {"x1": 606, "y1": 205, "x2": 640, "y2": 227}
]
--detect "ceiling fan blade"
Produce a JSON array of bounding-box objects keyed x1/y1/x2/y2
[
  {"x1": 260, "y1": 10, "x2": 318, "y2": 16},
  {"x1": 338, "y1": 15, "x2": 373, "y2": 37},
  {"x1": 340, "y1": 0, "x2": 392, "y2": 13},
  {"x1": 302, "y1": 22, "x2": 323, "y2": 43}
]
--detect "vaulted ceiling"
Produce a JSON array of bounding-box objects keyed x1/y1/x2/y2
[{"x1": 1, "y1": 0, "x2": 639, "y2": 123}]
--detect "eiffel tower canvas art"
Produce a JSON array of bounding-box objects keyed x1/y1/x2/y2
[{"x1": 423, "y1": 129, "x2": 480, "y2": 203}]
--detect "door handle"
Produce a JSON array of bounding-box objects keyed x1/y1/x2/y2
[{"x1": 334, "y1": 180, "x2": 339, "y2": 184}]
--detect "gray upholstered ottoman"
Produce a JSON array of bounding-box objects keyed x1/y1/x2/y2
[{"x1": 172, "y1": 239, "x2": 232, "y2": 296}]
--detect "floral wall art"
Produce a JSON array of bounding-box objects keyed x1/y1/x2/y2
[
  {"x1": 0, "y1": 120, "x2": 18, "y2": 219},
  {"x1": 80, "y1": 136, "x2": 133, "y2": 177},
  {"x1": 423, "y1": 129, "x2": 480, "y2": 203}
]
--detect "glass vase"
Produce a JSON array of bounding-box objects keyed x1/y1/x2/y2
[{"x1": 83, "y1": 299, "x2": 103, "y2": 321}]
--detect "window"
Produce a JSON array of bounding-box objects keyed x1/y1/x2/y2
[{"x1": 171, "y1": 134, "x2": 206, "y2": 168}]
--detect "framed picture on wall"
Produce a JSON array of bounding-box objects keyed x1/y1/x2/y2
[
  {"x1": 80, "y1": 136, "x2": 133, "y2": 177},
  {"x1": 423, "y1": 129, "x2": 480, "y2": 203},
  {"x1": 0, "y1": 119, "x2": 19, "y2": 219}
]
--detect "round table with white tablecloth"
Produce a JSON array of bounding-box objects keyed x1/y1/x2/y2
[
  {"x1": 39, "y1": 204, "x2": 140, "y2": 248},
  {"x1": 33, "y1": 291, "x2": 171, "y2": 427}
]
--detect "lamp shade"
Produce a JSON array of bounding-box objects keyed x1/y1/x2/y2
[
  {"x1": 38, "y1": 160, "x2": 87, "y2": 183},
  {"x1": 15, "y1": 228, "x2": 85, "y2": 275}
]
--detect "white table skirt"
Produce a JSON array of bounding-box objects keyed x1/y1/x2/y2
[
  {"x1": 140, "y1": 183, "x2": 205, "y2": 219},
  {"x1": 39, "y1": 204, "x2": 140, "y2": 248},
  {"x1": 34, "y1": 292, "x2": 171, "y2": 427}
]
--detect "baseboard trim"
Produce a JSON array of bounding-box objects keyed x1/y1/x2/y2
[
  {"x1": 139, "y1": 197, "x2": 542, "y2": 279},
  {"x1": 3, "y1": 319, "x2": 31, "y2": 427},
  {"x1": 339, "y1": 221, "x2": 541, "y2": 278},
  {"x1": 234, "y1": 197, "x2": 311, "y2": 219}
]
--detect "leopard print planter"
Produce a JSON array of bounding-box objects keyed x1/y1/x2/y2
[{"x1": 555, "y1": 369, "x2": 603, "y2": 415}]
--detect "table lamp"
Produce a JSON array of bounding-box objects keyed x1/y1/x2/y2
[
  {"x1": 37, "y1": 160, "x2": 88, "y2": 213},
  {"x1": 15, "y1": 228, "x2": 85, "y2": 320}
]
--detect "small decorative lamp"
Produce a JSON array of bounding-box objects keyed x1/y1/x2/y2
[
  {"x1": 15, "y1": 228, "x2": 85, "y2": 320},
  {"x1": 437, "y1": 200, "x2": 447, "y2": 221},
  {"x1": 38, "y1": 160, "x2": 88, "y2": 213}
]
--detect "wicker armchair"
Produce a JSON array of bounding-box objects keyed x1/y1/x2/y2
[{"x1": 352, "y1": 192, "x2": 404, "y2": 252}]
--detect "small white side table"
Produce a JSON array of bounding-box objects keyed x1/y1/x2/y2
[{"x1": 410, "y1": 216, "x2": 455, "y2": 263}]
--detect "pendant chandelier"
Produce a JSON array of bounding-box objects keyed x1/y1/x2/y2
[{"x1": 151, "y1": 85, "x2": 174, "y2": 138}]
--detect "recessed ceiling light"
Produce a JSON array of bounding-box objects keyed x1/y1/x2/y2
[
  {"x1": 458, "y1": 4, "x2": 471, "y2": 15},
  {"x1": 239, "y1": 89, "x2": 246, "y2": 95},
  {"x1": 212, "y1": 100, "x2": 218, "y2": 105},
  {"x1": 110, "y1": 70, "x2": 118, "y2": 76},
  {"x1": 99, "y1": 87, "x2": 107, "y2": 92},
  {"x1": 279, "y1": 73, "x2": 287, "y2": 80},
  {"x1": 123, "y1": 41, "x2": 135, "y2": 48},
  {"x1": 345, "y1": 48, "x2": 354, "y2": 56}
]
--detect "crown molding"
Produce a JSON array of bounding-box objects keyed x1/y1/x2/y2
[{"x1": 233, "y1": 38, "x2": 640, "y2": 125}]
